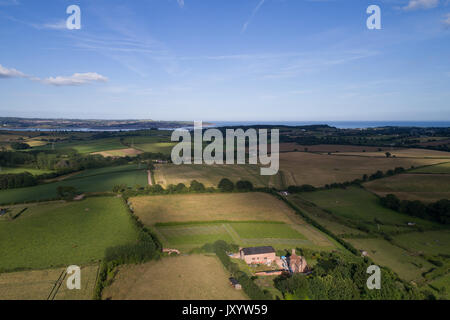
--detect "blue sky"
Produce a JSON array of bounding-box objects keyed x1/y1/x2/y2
[{"x1": 0, "y1": 0, "x2": 449, "y2": 121}]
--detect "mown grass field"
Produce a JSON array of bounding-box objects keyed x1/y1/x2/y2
[
  {"x1": 0, "y1": 264, "x2": 99, "y2": 300},
  {"x1": 278, "y1": 152, "x2": 447, "y2": 188},
  {"x1": 131, "y1": 193, "x2": 336, "y2": 251},
  {"x1": 364, "y1": 173, "x2": 450, "y2": 202},
  {"x1": 102, "y1": 254, "x2": 248, "y2": 300},
  {"x1": 155, "y1": 221, "x2": 310, "y2": 250},
  {"x1": 0, "y1": 197, "x2": 140, "y2": 271},
  {"x1": 0, "y1": 164, "x2": 147, "y2": 204},
  {"x1": 154, "y1": 164, "x2": 280, "y2": 188}
]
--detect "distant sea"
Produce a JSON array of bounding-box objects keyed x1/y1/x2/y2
[
  {"x1": 1, "y1": 121, "x2": 449, "y2": 132},
  {"x1": 209, "y1": 121, "x2": 450, "y2": 129}
]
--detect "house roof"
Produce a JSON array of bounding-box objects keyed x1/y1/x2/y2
[{"x1": 241, "y1": 246, "x2": 275, "y2": 256}]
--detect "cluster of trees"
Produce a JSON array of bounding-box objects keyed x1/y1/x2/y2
[
  {"x1": 380, "y1": 194, "x2": 450, "y2": 225},
  {"x1": 0, "y1": 172, "x2": 37, "y2": 190},
  {"x1": 115, "y1": 178, "x2": 256, "y2": 200},
  {"x1": 10, "y1": 142, "x2": 31, "y2": 150},
  {"x1": 274, "y1": 251, "x2": 424, "y2": 300},
  {"x1": 286, "y1": 168, "x2": 407, "y2": 194},
  {"x1": 203, "y1": 240, "x2": 273, "y2": 300},
  {"x1": 218, "y1": 178, "x2": 254, "y2": 192}
]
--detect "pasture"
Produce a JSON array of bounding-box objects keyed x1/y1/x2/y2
[
  {"x1": 364, "y1": 174, "x2": 450, "y2": 202},
  {"x1": 0, "y1": 264, "x2": 99, "y2": 300},
  {"x1": 392, "y1": 230, "x2": 450, "y2": 256},
  {"x1": 131, "y1": 193, "x2": 336, "y2": 250},
  {"x1": 102, "y1": 255, "x2": 248, "y2": 300},
  {"x1": 294, "y1": 187, "x2": 438, "y2": 231},
  {"x1": 346, "y1": 238, "x2": 434, "y2": 282},
  {"x1": 279, "y1": 143, "x2": 390, "y2": 153},
  {"x1": 0, "y1": 197, "x2": 140, "y2": 271},
  {"x1": 0, "y1": 164, "x2": 147, "y2": 204}
]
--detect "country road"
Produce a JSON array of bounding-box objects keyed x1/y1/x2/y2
[{"x1": 147, "y1": 170, "x2": 153, "y2": 186}]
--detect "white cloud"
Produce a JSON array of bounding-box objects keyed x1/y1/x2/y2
[
  {"x1": 444, "y1": 13, "x2": 450, "y2": 26},
  {"x1": 35, "y1": 20, "x2": 67, "y2": 30},
  {"x1": 403, "y1": 0, "x2": 439, "y2": 11},
  {"x1": 42, "y1": 73, "x2": 108, "y2": 86},
  {"x1": 242, "y1": 0, "x2": 265, "y2": 33},
  {"x1": 177, "y1": 0, "x2": 184, "y2": 8},
  {"x1": 0, "y1": 64, "x2": 26, "y2": 78}
]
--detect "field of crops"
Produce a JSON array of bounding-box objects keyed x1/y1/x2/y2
[
  {"x1": 0, "y1": 197, "x2": 140, "y2": 271},
  {"x1": 0, "y1": 164, "x2": 147, "y2": 204},
  {"x1": 122, "y1": 135, "x2": 176, "y2": 155},
  {"x1": 364, "y1": 173, "x2": 450, "y2": 202},
  {"x1": 102, "y1": 255, "x2": 248, "y2": 300}
]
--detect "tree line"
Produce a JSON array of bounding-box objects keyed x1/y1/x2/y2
[{"x1": 380, "y1": 194, "x2": 450, "y2": 225}]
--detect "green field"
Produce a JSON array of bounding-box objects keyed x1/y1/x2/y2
[
  {"x1": 292, "y1": 187, "x2": 438, "y2": 232},
  {"x1": 231, "y1": 222, "x2": 306, "y2": 239},
  {"x1": 33, "y1": 137, "x2": 126, "y2": 154},
  {"x1": 392, "y1": 230, "x2": 450, "y2": 256},
  {"x1": 0, "y1": 164, "x2": 147, "y2": 204},
  {"x1": 364, "y1": 173, "x2": 450, "y2": 202},
  {"x1": 430, "y1": 274, "x2": 450, "y2": 299},
  {"x1": 123, "y1": 136, "x2": 176, "y2": 155},
  {"x1": 0, "y1": 197, "x2": 140, "y2": 271},
  {"x1": 0, "y1": 166, "x2": 53, "y2": 175},
  {"x1": 155, "y1": 221, "x2": 311, "y2": 250},
  {"x1": 346, "y1": 238, "x2": 434, "y2": 282},
  {"x1": 411, "y1": 162, "x2": 450, "y2": 174}
]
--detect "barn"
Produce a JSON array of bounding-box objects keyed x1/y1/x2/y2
[{"x1": 239, "y1": 246, "x2": 276, "y2": 265}]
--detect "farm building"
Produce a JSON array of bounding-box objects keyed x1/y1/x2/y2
[
  {"x1": 288, "y1": 249, "x2": 308, "y2": 273},
  {"x1": 239, "y1": 246, "x2": 276, "y2": 265},
  {"x1": 229, "y1": 277, "x2": 242, "y2": 290}
]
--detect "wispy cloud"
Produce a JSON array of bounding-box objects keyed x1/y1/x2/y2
[
  {"x1": 403, "y1": 0, "x2": 439, "y2": 11},
  {"x1": 444, "y1": 13, "x2": 450, "y2": 26},
  {"x1": 0, "y1": 64, "x2": 27, "y2": 78},
  {"x1": 242, "y1": 0, "x2": 265, "y2": 33},
  {"x1": 42, "y1": 73, "x2": 108, "y2": 86},
  {"x1": 0, "y1": 64, "x2": 107, "y2": 86}
]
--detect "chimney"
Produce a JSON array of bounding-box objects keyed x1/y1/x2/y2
[{"x1": 292, "y1": 249, "x2": 296, "y2": 256}]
